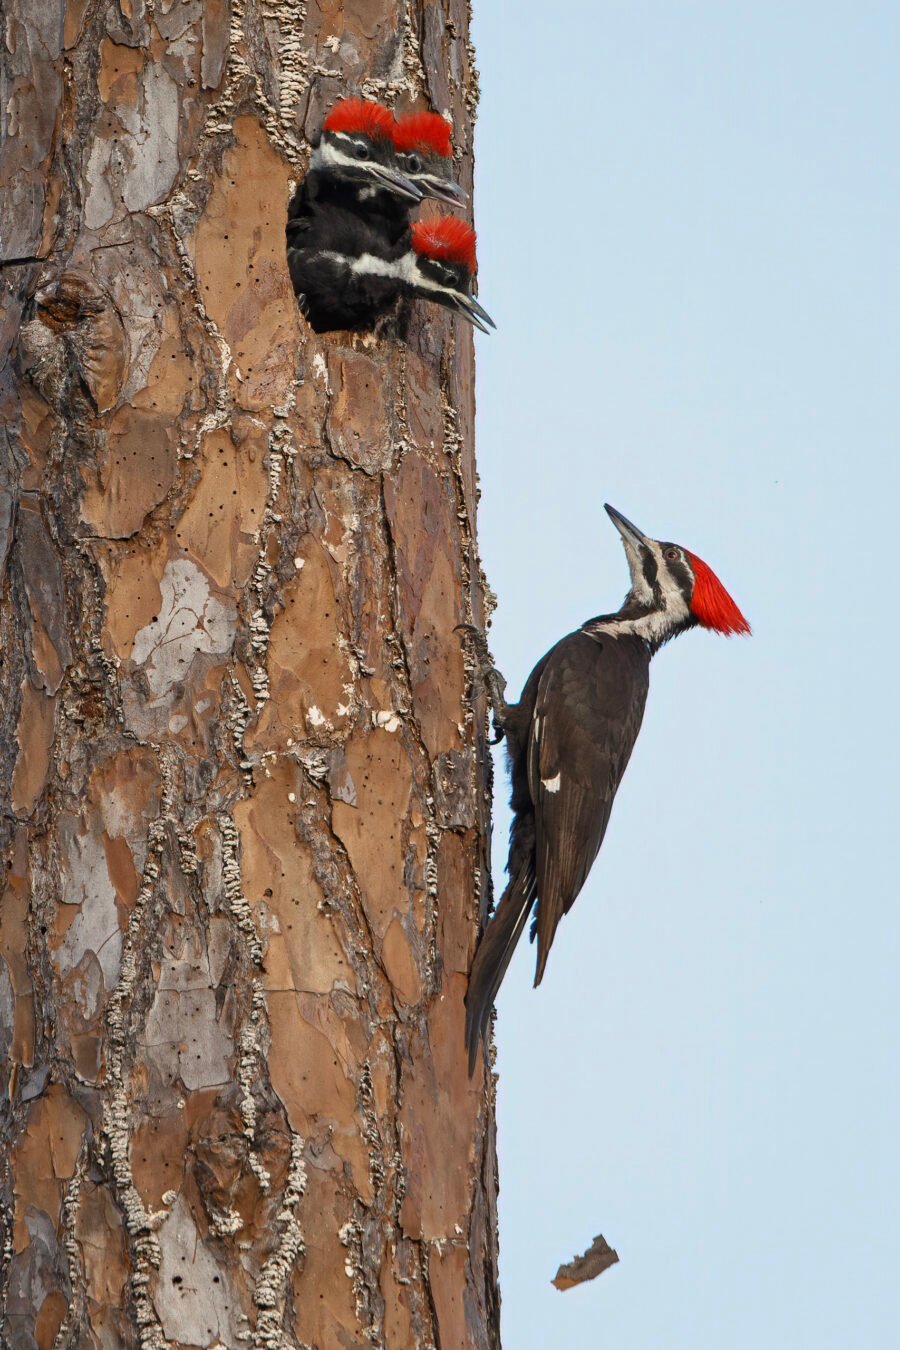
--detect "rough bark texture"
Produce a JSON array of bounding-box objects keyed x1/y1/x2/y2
[{"x1": 0, "y1": 3, "x2": 500, "y2": 1347}]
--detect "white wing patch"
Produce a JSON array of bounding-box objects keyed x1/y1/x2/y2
[{"x1": 542, "y1": 772, "x2": 561, "y2": 793}]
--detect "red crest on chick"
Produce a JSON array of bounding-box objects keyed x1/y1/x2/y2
[
  {"x1": 411, "y1": 218, "x2": 477, "y2": 273},
  {"x1": 393, "y1": 110, "x2": 453, "y2": 158},
  {"x1": 686, "y1": 552, "x2": 751, "y2": 636},
  {"x1": 323, "y1": 98, "x2": 394, "y2": 142}
]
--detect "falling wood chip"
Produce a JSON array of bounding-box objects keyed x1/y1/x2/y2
[{"x1": 552, "y1": 1234, "x2": 619, "y2": 1290}]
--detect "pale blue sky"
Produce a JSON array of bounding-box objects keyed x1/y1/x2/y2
[{"x1": 470, "y1": 3, "x2": 899, "y2": 1346}]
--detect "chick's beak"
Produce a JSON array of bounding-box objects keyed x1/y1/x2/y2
[
  {"x1": 367, "y1": 161, "x2": 424, "y2": 202},
  {"x1": 446, "y1": 290, "x2": 496, "y2": 333},
  {"x1": 418, "y1": 175, "x2": 468, "y2": 206}
]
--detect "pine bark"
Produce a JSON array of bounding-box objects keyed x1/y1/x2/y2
[{"x1": 0, "y1": 3, "x2": 499, "y2": 1347}]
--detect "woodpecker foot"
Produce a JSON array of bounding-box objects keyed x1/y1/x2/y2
[{"x1": 456, "y1": 624, "x2": 508, "y2": 743}]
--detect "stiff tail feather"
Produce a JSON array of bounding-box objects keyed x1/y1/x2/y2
[{"x1": 465, "y1": 866, "x2": 536, "y2": 1075}]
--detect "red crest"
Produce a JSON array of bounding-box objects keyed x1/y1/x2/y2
[
  {"x1": 393, "y1": 110, "x2": 453, "y2": 158},
  {"x1": 686, "y1": 552, "x2": 750, "y2": 636},
  {"x1": 323, "y1": 98, "x2": 393, "y2": 142},
  {"x1": 411, "y1": 217, "x2": 477, "y2": 273}
]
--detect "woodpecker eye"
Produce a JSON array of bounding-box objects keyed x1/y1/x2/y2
[
  {"x1": 405, "y1": 153, "x2": 421, "y2": 173},
  {"x1": 664, "y1": 547, "x2": 680, "y2": 562},
  {"x1": 354, "y1": 142, "x2": 370, "y2": 160}
]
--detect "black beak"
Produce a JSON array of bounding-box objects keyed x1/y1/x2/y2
[
  {"x1": 604, "y1": 504, "x2": 651, "y2": 551},
  {"x1": 449, "y1": 290, "x2": 496, "y2": 334},
  {"x1": 417, "y1": 175, "x2": 468, "y2": 206},
  {"x1": 367, "y1": 162, "x2": 424, "y2": 203}
]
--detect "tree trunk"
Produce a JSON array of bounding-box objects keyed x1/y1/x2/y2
[{"x1": 0, "y1": 3, "x2": 499, "y2": 1347}]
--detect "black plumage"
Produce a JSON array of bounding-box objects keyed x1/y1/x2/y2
[
  {"x1": 463, "y1": 504, "x2": 749, "y2": 1072},
  {"x1": 464, "y1": 631, "x2": 649, "y2": 1071},
  {"x1": 288, "y1": 160, "x2": 413, "y2": 251},
  {"x1": 286, "y1": 200, "x2": 406, "y2": 333},
  {"x1": 286, "y1": 205, "x2": 495, "y2": 335},
  {"x1": 285, "y1": 98, "x2": 421, "y2": 332}
]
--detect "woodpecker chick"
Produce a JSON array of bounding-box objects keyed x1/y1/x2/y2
[
  {"x1": 408, "y1": 217, "x2": 495, "y2": 332},
  {"x1": 392, "y1": 110, "x2": 467, "y2": 207},
  {"x1": 287, "y1": 214, "x2": 495, "y2": 335},
  {"x1": 463, "y1": 505, "x2": 749, "y2": 1073},
  {"x1": 301, "y1": 98, "x2": 422, "y2": 213},
  {"x1": 286, "y1": 99, "x2": 423, "y2": 301},
  {"x1": 286, "y1": 206, "x2": 408, "y2": 333}
]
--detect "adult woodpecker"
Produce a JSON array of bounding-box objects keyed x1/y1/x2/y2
[
  {"x1": 462, "y1": 505, "x2": 750, "y2": 1073},
  {"x1": 392, "y1": 110, "x2": 467, "y2": 208},
  {"x1": 287, "y1": 213, "x2": 495, "y2": 334}
]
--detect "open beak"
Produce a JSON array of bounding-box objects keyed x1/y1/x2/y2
[
  {"x1": 367, "y1": 162, "x2": 424, "y2": 203},
  {"x1": 449, "y1": 290, "x2": 496, "y2": 333},
  {"x1": 418, "y1": 175, "x2": 468, "y2": 206},
  {"x1": 604, "y1": 504, "x2": 652, "y2": 551}
]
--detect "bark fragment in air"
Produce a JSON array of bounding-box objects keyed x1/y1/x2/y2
[{"x1": 553, "y1": 1233, "x2": 620, "y2": 1291}]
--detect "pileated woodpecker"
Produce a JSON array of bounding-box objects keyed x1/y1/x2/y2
[
  {"x1": 407, "y1": 217, "x2": 495, "y2": 331},
  {"x1": 287, "y1": 99, "x2": 474, "y2": 331},
  {"x1": 463, "y1": 504, "x2": 750, "y2": 1073},
  {"x1": 286, "y1": 99, "x2": 420, "y2": 328},
  {"x1": 288, "y1": 98, "x2": 422, "y2": 242},
  {"x1": 287, "y1": 214, "x2": 495, "y2": 334},
  {"x1": 392, "y1": 110, "x2": 467, "y2": 208}
]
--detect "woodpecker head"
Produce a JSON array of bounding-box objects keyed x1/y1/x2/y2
[
  {"x1": 312, "y1": 98, "x2": 422, "y2": 203},
  {"x1": 392, "y1": 110, "x2": 467, "y2": 206},
  {"x1": 408, "y1": 217, "x2": 495, "y2": 332},
  {"x1": 593, "y1": 504, "x2": 750, "y2": 648}
]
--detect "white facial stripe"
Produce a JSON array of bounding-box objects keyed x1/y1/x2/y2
[
  {"x1": 652, "y1": 541, "x2": 691, "y2": 622},
  {"x1": 405, "y1": 258, "x2": 465, "y2": 298},
  {"x1": 314, "y1": 137, "x2": 378, "y2": 174},
  {"x1": 594, "y1": 540, "x2": 691, "y2": 646},
  {"x1": 621, "y1": 538, "x2": 653, "y2": 606}
]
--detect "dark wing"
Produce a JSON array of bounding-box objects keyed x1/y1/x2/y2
[{"x1": 528, "y1": 632, "x2": 649, "y2": 984}]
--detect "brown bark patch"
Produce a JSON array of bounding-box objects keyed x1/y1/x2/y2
[
  {"x1": 10, "y1": 681, "x2": 56, "y2": 817},
  {"x1": 384, "y1": 455, "x2": 466, "y2": 756},
  {"x1": 12, "y1": 1086, "x2": 86, "y2": 1250},
  {"x1": 398, "y1": 972, "x2": 477, "y2": 1239},
  {"x1": 234, "y1": 763, "x2": 349, "y2": 996},
  {"x1": 191, "y1": 116, "x2": 300, "y2": 413},
  {"x1": 174, "y1": 428, "x2": 269, "y2": 589},
  {"x1": 250, "y1": 536, "x2": 354, "y2": 746},
  {"x1": 332, "y1": 728, "x2": 414, "y2": 939}
]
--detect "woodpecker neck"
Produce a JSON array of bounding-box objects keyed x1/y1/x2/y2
[{"x1": 582, "y1": 604, "x2": 695, "y2": 653}]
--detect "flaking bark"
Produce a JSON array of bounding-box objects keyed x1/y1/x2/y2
[{"x1": 0, "y1": 2, "x2": 499, "y2": 1347}]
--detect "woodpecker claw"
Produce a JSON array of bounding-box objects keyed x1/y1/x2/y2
[{"x1": 456, "y1": 624, "x2": 508, "y2": 739}]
